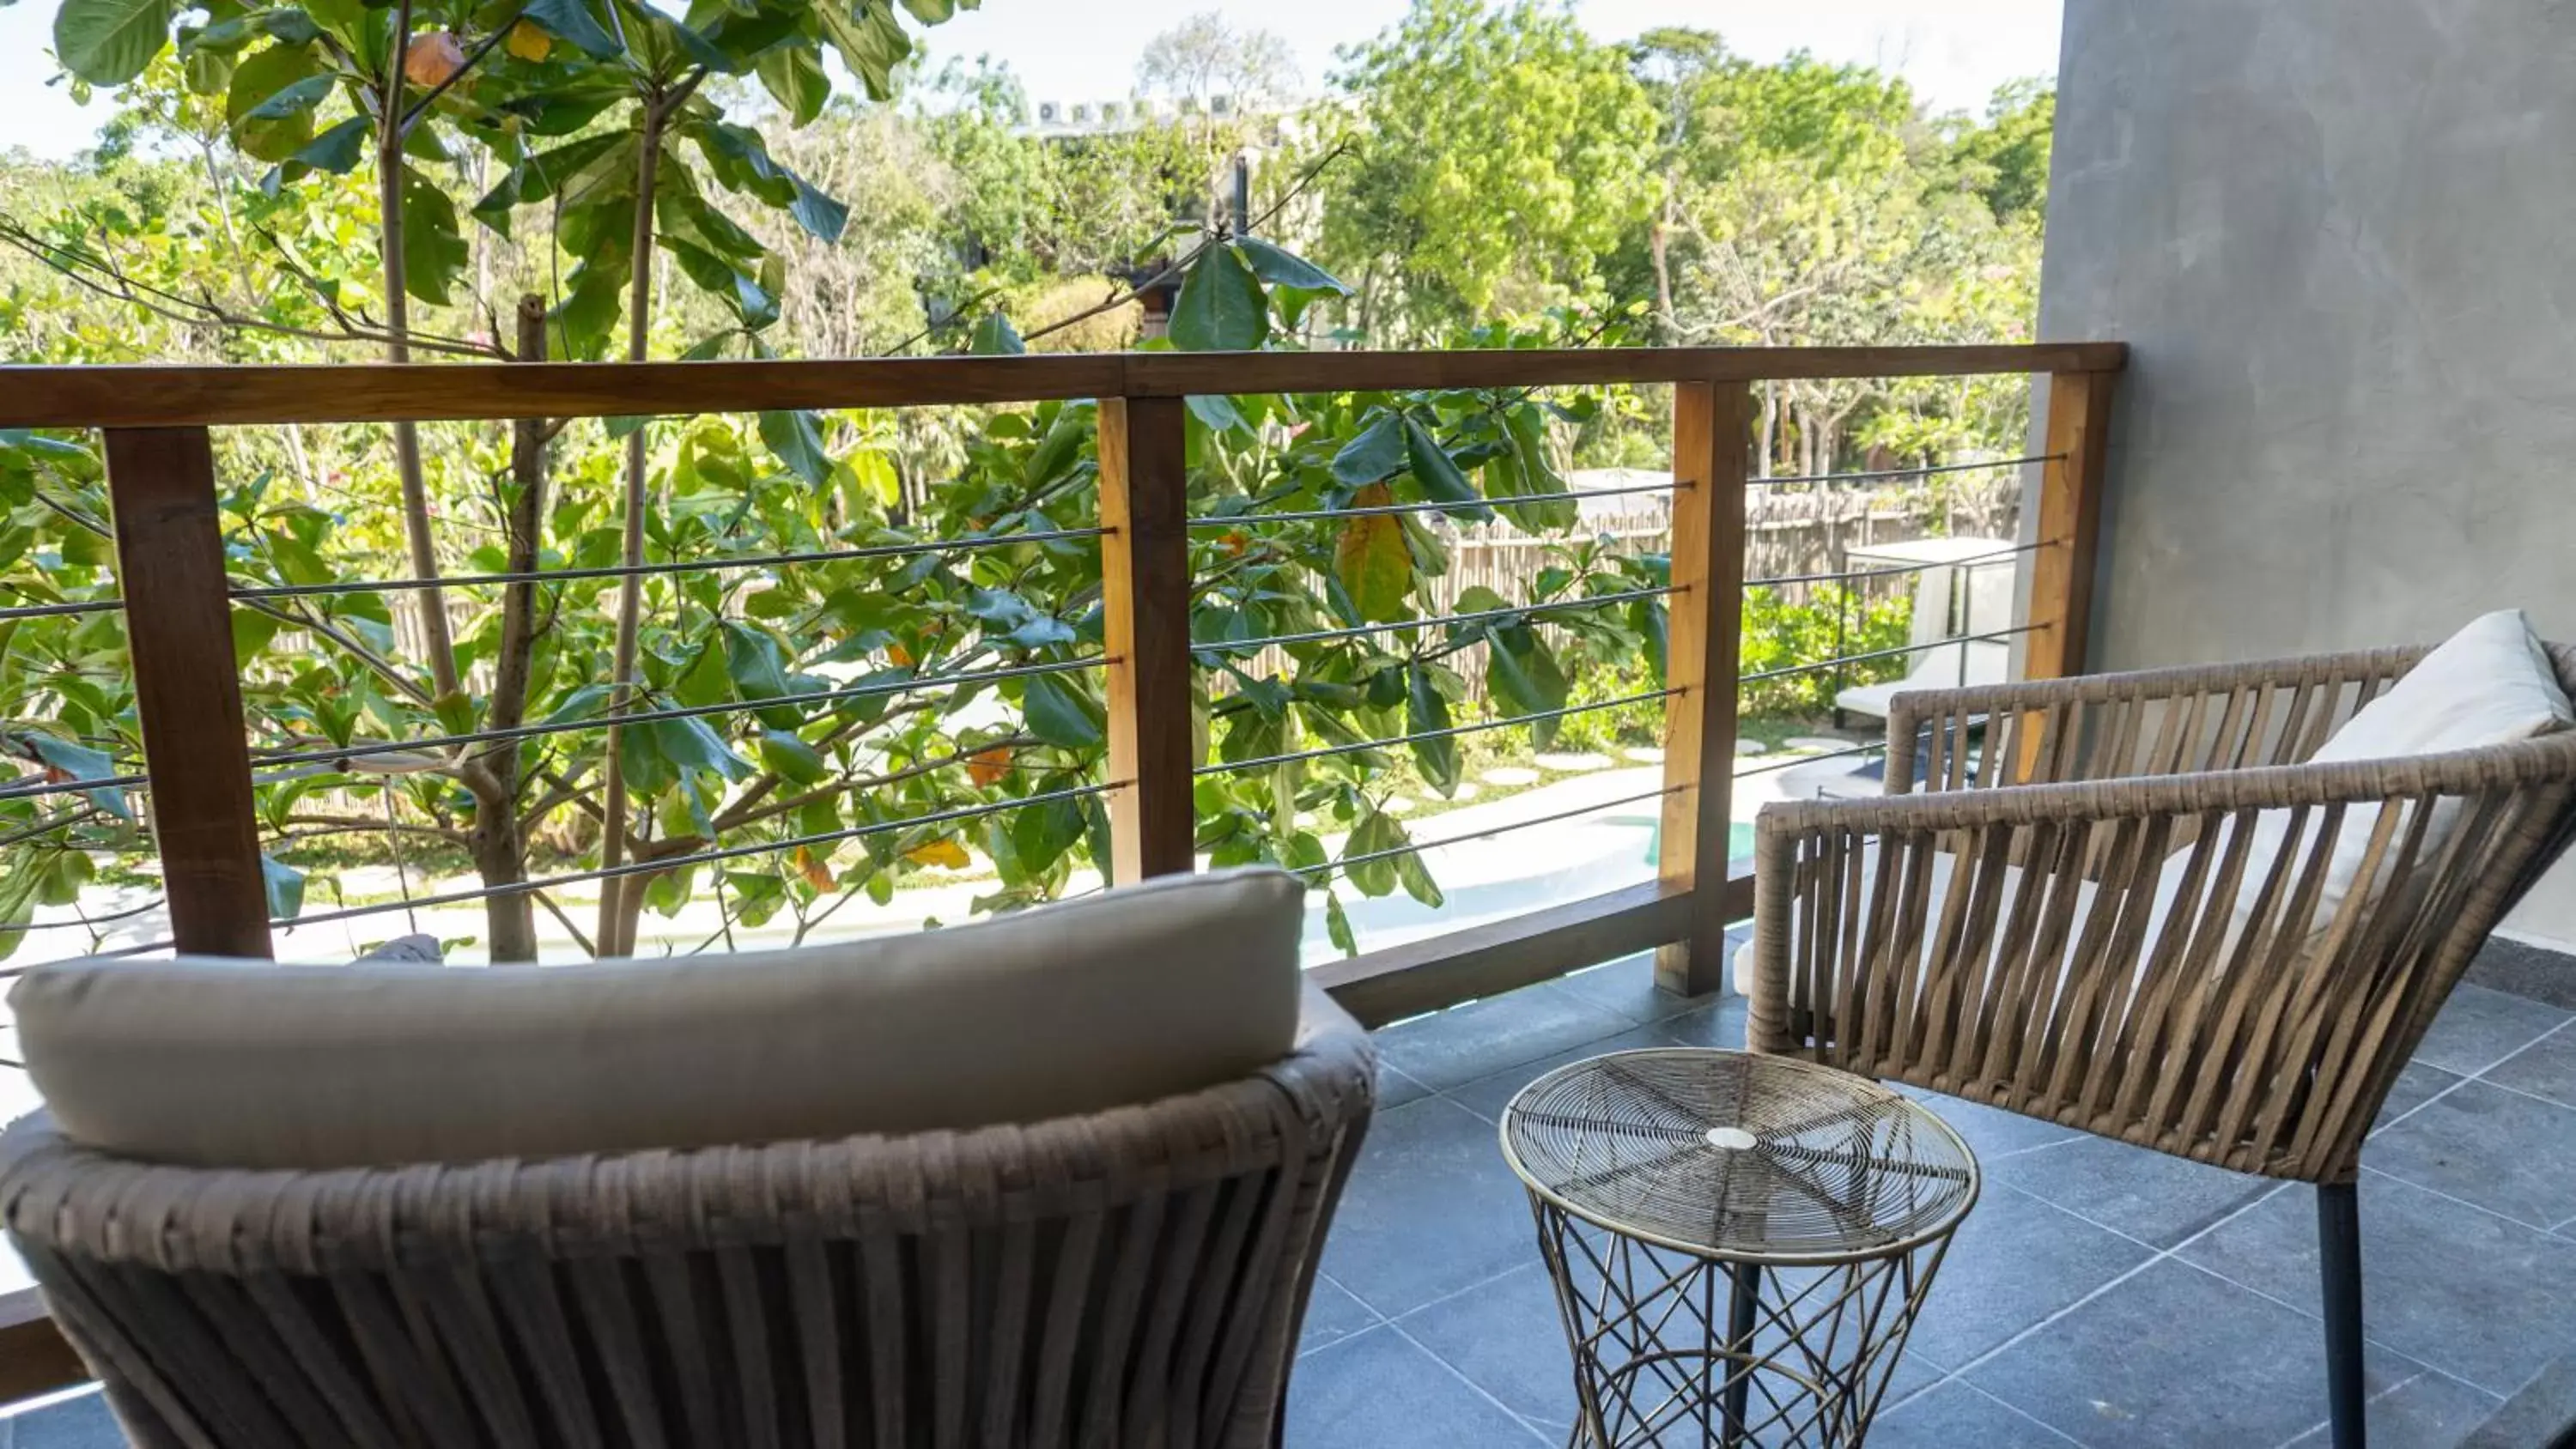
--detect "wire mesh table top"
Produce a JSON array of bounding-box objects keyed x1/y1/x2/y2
[{"x1": 1500, "y1": 1049, "x2": 1978, "y2": 1264}]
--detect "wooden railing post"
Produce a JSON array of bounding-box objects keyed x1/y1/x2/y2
[
  {"x1": 1656, "y1": 380, "x2": 1754, "y2": 996},
  {"x1": 104, "y1": 427, "x2": 272, "y2": 958},
  {"x1": 1097, "y1": 395, "x2": 1197, "y2": 882},
  {"x1": 2025, "y1": 369, "x2": 2117, "y2": 682}
]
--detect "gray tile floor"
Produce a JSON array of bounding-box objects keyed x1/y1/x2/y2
[
  {"x1": 1286, "y1": 945, "x2": 2576, "y2": 1449},
  {"x1": 6, "y1": 947, "x2": 2571, "y2": 1447}
]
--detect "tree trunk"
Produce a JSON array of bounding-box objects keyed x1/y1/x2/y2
[
  {"x1": 1648, "y1": 215, "x2": 1677, "y2": 345},
  {"x1": 594, "y1": 104, "x2": 668, "y2": 959},
  {"x1": 473, "y1": 294, "x2": 551, "y2": 962},
  {"x1": 376, "y1": 18, "x2": 463, "y2": 704}
]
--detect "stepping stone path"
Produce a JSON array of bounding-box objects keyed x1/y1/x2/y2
[
  {"x1": 1785, "y1": 736, "x2": 1854, "y2": 753},
  {"x1": 1480, "y1": 766, "x2": 1541, "y2": 787},
  {"x1": 1623, "y1": 747, "x2": 1665, "y2": 764},
  {"x1": 1736, "y1": 739, "x2": 1769, "y2": 755},
  {"x1": 1531, "y1": 752, "x2": 1614, "y2": 772}
]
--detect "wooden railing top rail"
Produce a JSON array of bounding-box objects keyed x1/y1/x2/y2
[{"x1": 0, "y1": 343, "x2": 2127, "y2": 428}]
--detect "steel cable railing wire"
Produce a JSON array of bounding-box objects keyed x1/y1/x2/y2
[
  {"x1": 1747, "y1": 541, "x2": 2043, "y2": 592},
  {"x1": 1223, "y1": 585, "x2": 1675, "y2": 656},
  {"x1": 1185, "y1": 479, "x2": 1678, "y2": 530},
  {"x1": 0, "y1": 770, "x2": 150, "y2": 804},
  {"x1": 1735, "y1": 739, "x2": 1886, "y2": 779},
  {"x1": 269, "y1": 779, "x2": 1121, "y2": 931},
  {"x1": 246, "y1": 655, "x2": 1112, "y2": 773},
  {"x1": 1748, "y1": 452, "x2": 2062, "y2": 488},
  {"x1": 1739, "y1": 625, "x2": 2037, "y2": 686},
  {"x1": 0, "y1": 598, "x2": 125, "y2": 621},
  {"x1": 1302, "y1": 784, "x2": 1684, "y2": 888},
  {"x1": 1195, "y1": 688, "x2": 1678, "y2": 778},
  {"x1": 227, "y1": 525, "x2": 1110, "y2": 602}
]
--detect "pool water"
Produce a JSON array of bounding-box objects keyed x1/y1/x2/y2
[{"x1": 1646, "y1": 819, "x2": 1758, "y2": 868}]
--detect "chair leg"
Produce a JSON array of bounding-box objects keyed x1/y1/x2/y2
[{"x1": 2318, "y1": 1181, "x2": 2367, "y2": 1449}]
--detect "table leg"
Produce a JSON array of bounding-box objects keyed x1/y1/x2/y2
[{"x1": 1721, "y1": 1261, "x2": 1762, "y2": 1446}]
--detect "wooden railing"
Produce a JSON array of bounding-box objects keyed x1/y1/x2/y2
[{"x1": 0, "y1": 342, "x2": 2123, "y2": 1403}]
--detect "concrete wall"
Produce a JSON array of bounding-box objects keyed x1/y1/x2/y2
[{"x1": 2034, "y1": 0, "x2": 2576, "y2": 945}]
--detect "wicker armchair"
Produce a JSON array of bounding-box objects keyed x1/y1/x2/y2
[
  {"x1": 1747, "y1": 644, "x2": 2576, "y2": 1449},
  {"x1": 0, "y1": 984, "x2": 1376, "y2": 1448}
]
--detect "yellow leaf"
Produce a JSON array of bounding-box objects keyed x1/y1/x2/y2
[
  {"x1": 887, "y1": 641, "x2": 914, "y2": 667},
  {"x1": 503, "y1": 21, "x2": 551, "y2": 62},
  {"x1": 968, "y1": 746, "x2": 1014, "y2": 788},
  {"x1": 904, "y1": 837, "x2": 969, "y2": 870},
  {"x1": 1334, "y1": 482, "x2": 1413, "y2": 621},
  {"x1": 793, "y1": 845, "x2": 834, "y2": 892}
]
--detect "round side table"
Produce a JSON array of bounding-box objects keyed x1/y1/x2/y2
[{"x1": 1500, "y1": 1048, "x2": 1978, "y2": 1447}]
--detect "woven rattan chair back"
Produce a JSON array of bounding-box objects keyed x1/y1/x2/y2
[
  {"x1": 0, "y1": 992, "x2": 1376, "y2": 1449},
  {"x1": 1752, "y1": 643, "x2": 2576, "y2": 1185}
]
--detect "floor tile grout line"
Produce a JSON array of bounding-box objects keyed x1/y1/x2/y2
[
  {"x1": 1990, "y1": 1171, "x2": 2270, "y2": 1259},
  {"x1": 2269, "y1": 1371, "x2": 2423, "y2": 1449},
  {"x1": 1376, "y1": 1318, "x2": 1559, "y2": 1446},
  {"x1": 1954, "y1": 1376, "x2": 2097, "y2": 1449},
  {"x1": 1976, "y1": 1129, "x2": 2093, "y2": 1164},
  {"x1": 2354, "y1": 1161, "x2": 2565, "y2": 1237},
  {"x1": 1946, "y1": 1174, "x2": 2300, "y2": 1392},
  {"x1": 2366, "y1": 1058, "x2": 2491, "y2": 1140},
  {"x1": 2429, "y1": 1004, "x2": 2576, "y2": 1081},
  {"x1": 1417, "y1": 1005, "x2": 1742, "y2": 1119},
  {"x1": 2160, "y1": 1253, "x2": 2465, "y2": 1390},
  {"x1": 1380, "y1": 1257, "x2": 1546, "y2": 1329},
  {"x1": 2455, "y1": 1066, "x2": 2576, "y2": 1114}
]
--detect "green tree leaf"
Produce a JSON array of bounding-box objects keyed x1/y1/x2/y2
[
  {"x1": 1400, "y1": 415, "x2": 1492, "y2": 523},
  {"x1": 1232, "y1": 236, "x2": 1352, "y2": 295},
  {"x1": 1325, "y1": 888, "x2": 1357, "y2": 955},
  {"x1": 1186, "y1": 393, "x2": 1245, "y2": 433},
  {"x1": 260, "y1": 853, "x2": 306, "y2": 920},
  {"x1": 292, "y1": 115, "x2": 369, "y2": 174},
  {"x1": 1343, "y1": 808, "x2": 1402, "y2": 897},
  {"x1": 722, "y1": 621, "x2": 801, "y2": 727},
  {"x1": 1329, "y1": 412, "x2": 1406, "y2": 486},
  {"x1": 226, "y1": 42, "x2": 323, "y2": 161},
  {"x1": 1021, "y1": 671, "x2": 1103, "y2": 749},
  {"x1": 1169, "y1": 242, "x2": 1268, "y2": 351},
  {"x1": 241, "y1": 69, "x2": 330, "y2": 120},
  {"x1": 1394, "y1": 847, "x2": 1445, "y2": 909},
  {"x1": 969, "y1": 311, "x2": 1024, "y2": 355},
  {"x1": 817, "y1": 0, "x2": 910, "y2": 100},
  {"x1": 1406, "y1": 664, "x2": 1459, "y2": 795},
  {"x1": 522, "y1": 0, "x2": 621, "y2": 58},
  {"x1": 399, "y1": 168, "x2": 469, "y2": 305},
  {"x1": 1492, "y1": 403, "x2": 1579, "y2": 532},
  {"x1": 757, "y1": 729, "x2": 828, "y2": 784},
  {"x1": 690, "y1": 122, "x2": 848, "y2": 242},
  {"x1": 756, "y1": 409, "x2": 829, "y2": 487},
  {"x1": 55, "y1": 0, "x2": 176, "y2": 84},
  {"x1": 756, "y1": 45, "x2": 829, "y2": 125}
]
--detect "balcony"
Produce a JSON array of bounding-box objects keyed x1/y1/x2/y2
[{"x1": 3, "y1": 340, "x2": 2573, "y2": 1449}]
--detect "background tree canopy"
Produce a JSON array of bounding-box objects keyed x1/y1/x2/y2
[{"x1": 0, "y1": 0, "x2": 2053, "y2": 963}]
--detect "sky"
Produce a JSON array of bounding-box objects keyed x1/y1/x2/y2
[{"x1": 0, "y1": 0, "x2": 2062, "y2": 161}]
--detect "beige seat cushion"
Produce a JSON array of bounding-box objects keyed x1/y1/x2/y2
[{"x1": 12, "y1": 867, "x2": 1307, "y2": 1170}]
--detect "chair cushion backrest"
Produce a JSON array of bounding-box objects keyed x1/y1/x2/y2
[
  {"x1": 9, "y1": 867, "x2": 1308, "y2": 1170},
  {"x1": 2215, "y1": 609, "x2": 2574, "y2": 944}
]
